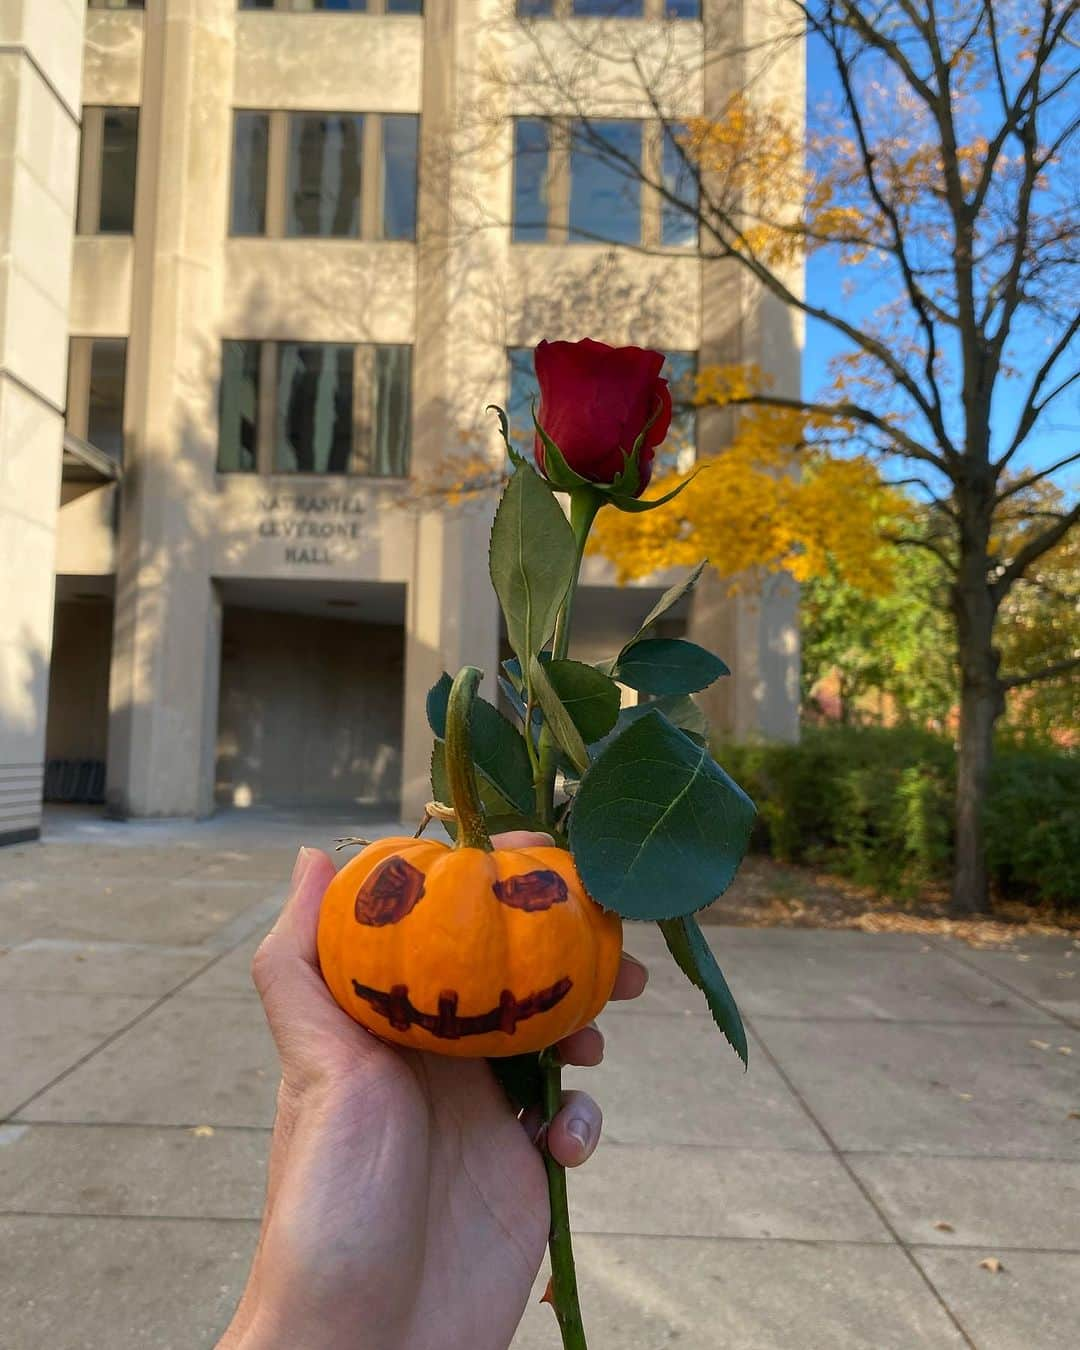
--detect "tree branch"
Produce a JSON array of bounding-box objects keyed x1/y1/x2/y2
[
  {"x1": 993, "y1": 499, "x2": 1080, "y2": 601},
  {"x1": 1001, "y1": 656, "x2": 1080, "y2": 691}
]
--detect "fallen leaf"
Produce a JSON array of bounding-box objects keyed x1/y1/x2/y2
[
  {"x1": 979, "y1": 1257, "x2": 1003, "y2": 1274},
  {"x1": 934, "y1": 1221, "x2": 955, "y2": 1233},
  {"x1": 1068, "y1": 1111, "x2": 1080, "y2": 1121},
  {"x1": 1016, "y1": 954, "x2": 1031, "y2": 962},
  {"x1": 957, "y1": 1092, "x2": 974, "y2": 1101},
  {"x1": 1059, "y1": 1047, "x2": 1073, "y2": 1056},
  {"x1": 191, "y1": 1125, "x2": 215, "y2": 1138},
  {"x1": 1030, "y1": 1040, "x2": 1051, "y2": 1051}
]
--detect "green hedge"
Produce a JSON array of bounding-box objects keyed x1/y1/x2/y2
[{"x1": 715, "y1": 726, "x2": 1080, "y2": 906}]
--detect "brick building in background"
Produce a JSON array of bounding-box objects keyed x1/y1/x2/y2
[{"x1": 0, "y1": 0, "x2": 801, "y2": 843}]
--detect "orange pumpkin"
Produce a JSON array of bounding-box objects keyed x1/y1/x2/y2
[{"x1": 317, "y1": 666, "x2": 622, "y2": 1058}]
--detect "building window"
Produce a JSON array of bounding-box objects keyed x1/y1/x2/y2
[
  {"x1": 77, "y1": 108, "x2": 139, "y2": 235},
  {"x1": 569, "y1": 120, "x2": 642, "y2": 245},
  {"x1": 515, "y1": 0, "x2": 698, "y2": 15},
  {"x1": 661, "y1": 123, "x2": 699, "y2": 247},
  {"x1": 238, "y1": 1, "x2": 423, "y2": 12},
  {"x1": 512, "y1": 118, "x2": 690, "y2": 249},
  {"x1": 218, "y1": 342, "x2": 413, "y2": 477},
  {"x1": 66, "y1": 338, "x2": 128, "y2": 461},
  {"x1": 229, "y1": 111, "x2": 419, "y2": 241},
  {"x1": 505, "y1": 347, "x2": 696, "y2": 470},
  {"x1": 287, "y1": 114, "x2": 365, "y2": 237}
]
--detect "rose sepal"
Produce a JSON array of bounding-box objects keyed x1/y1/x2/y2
[
  {"x1": 601, "y1": 464, "x2": 709, "y2": 514},
  {"x1": 531, "y1": 410, "x2": 594, "y2": 491},
  {"x1": 486, "y1": 403, "x2": 529, "y2": 471}
]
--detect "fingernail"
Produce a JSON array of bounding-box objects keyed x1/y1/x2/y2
[
  {"x1": 290, "y1": 846, "x2": 313, "y2": 888},
  {"x1": 566, "y1": 1116, "x2": 593, "y2": 1151}
]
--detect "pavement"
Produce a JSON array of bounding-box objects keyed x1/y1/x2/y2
[{"x1": 1, "y1": 805, "x2": 1078, "y2": 1350}]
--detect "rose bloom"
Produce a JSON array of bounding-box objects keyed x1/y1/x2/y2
[{"x1": 534, "y1": 338, "x2": 673, "y2": 495}]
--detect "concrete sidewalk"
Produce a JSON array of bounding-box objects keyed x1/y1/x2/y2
[{"x1": 1, "y1": 808, "x2": 1077, "y2": 1349}]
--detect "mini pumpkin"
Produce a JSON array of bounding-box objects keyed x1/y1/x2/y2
[{"x1": 317, "y1": 667, "x2": 622, "y2": 1058}]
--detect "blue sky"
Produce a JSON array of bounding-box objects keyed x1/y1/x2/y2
[{"x1": 801, "y1": 32, "x2": 1076, "y2": 481}]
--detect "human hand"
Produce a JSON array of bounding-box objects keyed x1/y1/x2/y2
[{"x1": 217, "y1": 834, "x2": 648, "y2": 1350}]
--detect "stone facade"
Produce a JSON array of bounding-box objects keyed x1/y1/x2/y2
[{"x1": 4, "y1": 0, "x2": 802, "y2": 831}]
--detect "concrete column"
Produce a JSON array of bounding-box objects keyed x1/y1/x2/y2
[
  {"x1": 694, "y1": 0, "x2": 802, "y2": 743},
  {"x1": 105, "y1": 0, "x2": 234, "y2": 817},
  {"x1": 401, "y1": 0, "x2": 500, "y2": 820},
  {"x1": 0, "y1": 0, "x2": 85, "y2": 843}
]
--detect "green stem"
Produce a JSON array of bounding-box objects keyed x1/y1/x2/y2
[
  {"x1": 444, "y1": 666, "x2": 492, "y2": 852},
  {"x1": 538, "y1": 488, "x2": 603, "y2": 825},
  {"x1": 535, "y1": 487, "x2": 602, "y2": 1350},
  {"x1": 541, "y1": 1049, "x2": 588, "y2": 1350}
]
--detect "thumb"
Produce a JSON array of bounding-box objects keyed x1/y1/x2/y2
[{"x1": 252, "y1": 847, "x2": 377, "y2": 1086}]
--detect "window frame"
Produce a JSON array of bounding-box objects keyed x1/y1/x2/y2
[
  {"x1": 217, "y1": 340, "x2": 414, "y2": 479},
  {"x1": 510, "y1": 116, "x2": 695, "y2": 251},
  {"x1": 66, "y1": 336, "x2": 129, "y2": 463},
  {"x1": 229, "y1": 110, "x2": 419, "y2": 242},
  {"x1": 77, "y1": 106, "x2": 140, "y2": 236},
  {"x1": 237, "y1": 1, "x2": 424, "y2": 14},
  {"x1": 515, "y1": 0, "x2": 699, "y2": 18}
]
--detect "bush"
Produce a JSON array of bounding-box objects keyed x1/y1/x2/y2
[{"x1": 716, "y1": 726, "x2": 1080, "y2": 906}]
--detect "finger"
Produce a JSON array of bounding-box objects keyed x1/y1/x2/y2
[
  {"x1": 490, "y1": 830, "x2": 555, "y2": 849},
  {"x1": 556, "y1": 1022, "x2": 604, "y2": 1067},
  {"x1": 547, "y1": 1090, "x2": 601, "y2": 1167},
  {"x1": 264, "y1": 846, "x2": 338, "y2": 970},
  {"x1": 610, "y1": 952, "x2": 649, "y2": 1002}
]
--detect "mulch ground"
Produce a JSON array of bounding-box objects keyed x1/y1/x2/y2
[{"x1": 700, "y1": 854, "x2": 1080, "y2": 948}]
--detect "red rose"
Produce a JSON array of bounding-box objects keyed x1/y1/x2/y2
[{"x1": 533, "y1": 338, "x2": 673, "y2": 495}]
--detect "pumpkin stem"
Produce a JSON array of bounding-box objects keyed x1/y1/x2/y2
[{"x1": 445, "y1": 665, "x2": 493, "y2": 852}]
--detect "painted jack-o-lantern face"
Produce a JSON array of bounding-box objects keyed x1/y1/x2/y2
[{"x1": 317, "y1": 836, "x2": 623, "y2": 1058}]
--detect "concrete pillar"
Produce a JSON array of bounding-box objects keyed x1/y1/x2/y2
[
  {"x1": 105, "y1": 0, "x2": 233, "y2": 817},
  {"x1": 401, "y1": 0, "x2": 499, "y2": 820},
  {"x1": 694, "y1": 0, "x2": 802, "y2": 743},
  {"x1": 0, "y1": 0, "x2": 85, "y2": 842}
]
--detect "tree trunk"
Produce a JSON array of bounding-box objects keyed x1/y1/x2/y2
[
  {"x1": 950, "y1": 516, "x2": 1002, "y2": 917},
  {"x1": 952, "y1": 676, "x2": 998, "y2": 915}
]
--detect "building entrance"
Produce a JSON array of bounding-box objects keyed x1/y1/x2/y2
[
  {"x1": 214, "y1": 580, "x2": 405, "y2": 811},
  {"x1": 44, "y1": 578, "x2": 115, "y2": 805}
]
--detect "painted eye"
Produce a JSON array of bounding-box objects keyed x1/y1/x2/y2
[
  {"x1": 492, "y1": 869, "x2": 569, "y2": 913},
  {"x1": 354, "y1": 856, "x2": 426, "y2": 926}
]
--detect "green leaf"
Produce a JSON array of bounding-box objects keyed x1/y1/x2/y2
[
  {"x1": 489, "y1": 465, "x2": 576, "y2": 670},
  {"x1": 427, "y1": 676, "x2": 535, "y2": 814},
  {"x1": 621, "y1": 560, "x2": 708, "y2": 654},
  {"x1": 568, "y1": 709, "x2": 756, "y2": 920},
  {"x1": 658, "y1": 915, "x2": 748, "y2": 1067},
  {"x1": 612, "y1": 638, "x2": 730, "y2": 696},
  {"x1": 545, "y1": 659, "x2": 620, "y2": 743},
  {"x1": 486, "y1": 403, "x2": 526, "y2": 470},
  {"x1": 532, "y1": 409, "x2": 592, "y2": 490},
  {"x1": 588, "y1": 695, "x2": 706, "y2": 758},
  {"x1": 489, "y1": 1052, "x2": 544, "y2": 1111},
  {"x1": 530, "y1": 655, "x2": 591, "y2": 776},
  {"x1": 604, "y1": 464, "x2": 707, "y2": 514}
]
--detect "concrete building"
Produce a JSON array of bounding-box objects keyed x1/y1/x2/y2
[{"x1": 0, "y1": 0, "x2": 801, "y2": 842}]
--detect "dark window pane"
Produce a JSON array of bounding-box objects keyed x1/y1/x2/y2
[
  {"x1": 98, "y1": 109, "x2": 138, "y2": 233},
  {"x1": 661, "y1": 123, "x2": 698, "y2": 247},
  {"x1": 386, "y1": 0, "x2": 423, "y2": 11},
  {"x1": 656, "y1": 351, "x2": 697, "y2": 473},
  {"x1": 238, "y1": 1, "x2": 276, "y2": 9},
  {"x1": 382, "y1": 115, "x2": 418, "y2": 241},
  {"x1": 368, "y1": 346, "x2": 412, "y2": 476},
  {"x1": 218, "y1": 341, "x2": 260, "y2": 473},
  {"x1": 286, "y1": 114, "x2": 363, "y2": 238},
  {"x1": 573, "y1": 0, "x2": 643, "y2": 13},
  {"x1": 86, "y1": 340, "x2": 127, "y2": 460},
  {"x1": 569, "y1": 120, "x2": 641, "y2": 245},
  {"x1": 231, "y1": 112, "x2": 269, "y2": 236},
  {"x1": 305, "y1": 1, "x2": 368, "y2": 9},
  {"x1": 665, "y1": 0, "x2": 700, "y2": 15},
  {"x1": 517, "y1": 0, "x2": 554, "y2": 13},
  {"x1": 506, "y1": 347, "x2": 538, "y2": 452},
  {"x1": 512, "y1": 119, "x2": 549, "y2": 242},
  {"x1": 275, "y1": 343, "x2": 354, "y2": 474}
]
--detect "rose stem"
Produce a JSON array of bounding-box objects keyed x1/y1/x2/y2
[
  {"x1": 538, "y1": 485, "x2": 602, "y2": 1350},
  {"x1": 443, "y1": 665, "x2": 493, "y2": 852}
]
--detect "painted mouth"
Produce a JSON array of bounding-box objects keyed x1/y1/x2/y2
[{"x1": 350, "y1": 976, "x2": 573, "y2": 1039}]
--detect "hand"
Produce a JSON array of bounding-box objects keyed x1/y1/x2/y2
[{"x1": 218, "y1": 833, "x2": 648, "y2": 1350}]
